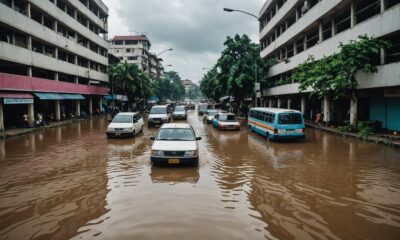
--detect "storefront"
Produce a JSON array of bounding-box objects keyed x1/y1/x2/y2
[{"x1": 0, "y1": 93, "x2": 35, "y2": 130}]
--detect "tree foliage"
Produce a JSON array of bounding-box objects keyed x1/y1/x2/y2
[
  {"x1": 199, "y1": 34, "x2": 271, "y2": 111},
  {"x1": 186, "y1": 84, "x2": 201, "y2": 100},
  {"x1": 293, "y1": 35, "x2": 391, "y2": 100},
  {"x1": 151, "y1": 71, "x2": 185, "y2": 101},
  {"x1": 108, "y1": 61, "x2": 152, "y2": 102}
]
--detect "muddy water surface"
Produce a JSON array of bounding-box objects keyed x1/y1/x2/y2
[{"x1": 1, "y1": 112, "x2": 400, "y2": 239}]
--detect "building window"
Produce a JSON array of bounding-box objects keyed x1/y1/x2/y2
[
  {"x1": 355, "y1": 0, "x2": 380, "y2": 24},
  {"x1": 126, "y1": 49, "x2": 131, "y2": 52},
  {"x1": 322, "y1": 21, "x2": 332, "y2": 40},
  {"x1": 387, "y1": 0, "x2": 400, "y2": 9},
  {"x1": 114, "y1": 40, "x2": 123, "y2": 45},
  {"x1": 306, "y1": 28, "x2": 319, "y2": 48},
  {"x1": 384, "y1": 32, "x2": 400, "y2": 64},
  {"x1": 125, "y1": 40, "x2": 138, "y2": 45},
  {"x1": 296, "y1": 38, "x2": 304, "y2": 54},
  {"x1": 128, "y1": 56, "x2": 138, "y2": 61},
  {"x1": 14, "y1": 32, "x2": 27, "y2": 48},
  {"x1": 334, "y1": 7, "x2": 351, "y2": 34},
  {"x1": 0, "y1": 26, "x2": 13, "y2": 43}
]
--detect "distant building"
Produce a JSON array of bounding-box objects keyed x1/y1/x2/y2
[
  {"x1": 0, "y1": 0, "x2": 110, "y2": 131},
  {"x1": 259, "y1": 0, "x2": 400, "y2": 130},
  {"x1": 109, "y1": 35, "x2": 163, "y2": 80},
  {"x1": 182, "y1": 79, "x2": 193, "y2": 94}
]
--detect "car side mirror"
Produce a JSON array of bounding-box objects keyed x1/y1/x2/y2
[
  {"x1": 196, "y1": 137, "x2": 202, "y2": 140},
  {"x1": 150, "y1": 136, "x2": 155, "y2": 140}
]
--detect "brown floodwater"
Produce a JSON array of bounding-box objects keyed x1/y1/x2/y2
[{"x1": 0, "y1": 111, "x2": 400, "y2": 240}]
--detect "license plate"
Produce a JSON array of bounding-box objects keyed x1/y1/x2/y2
[
  {"x1": 286, "y1": 129, "x2": 294, "y2": 133},
  {"x1": 115, "y1": 132, "x2": 121, "y2": 136},
  {"x1": 154, "y1": 121, "x2": 159, "y2": 123},
  {"x1": 168, "y1": 159, "x2": 180, "y2": 164}
]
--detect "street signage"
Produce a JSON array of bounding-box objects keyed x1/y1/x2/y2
[
  {"x1": 256, "y1": 92, "x2": 261, "y2": 98},
  {"x1": 4, "y1": 98, "x2": 33, "y2": 104},
  {"x1": 255, "y1": 83, "x2": 260, "y2": 91}
]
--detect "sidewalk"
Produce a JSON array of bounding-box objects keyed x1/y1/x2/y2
[
  {"x1": 306, "y1": 121, "x2": 400, "y2": 148},
  {"x1": 0, "y1": 118, "x2": 88, "y2": 139}
]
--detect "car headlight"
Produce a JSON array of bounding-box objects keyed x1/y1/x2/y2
[
  {"x1": 151, "y1": 150, "x2": 164, "y2": 156},
  {"x1": 107, "y1": 127, "x2": 113, "y2": 131},
  {"x1": 278, "y1": 129, "x2": 285, "y2": 134},
  {"x1": 184, "y1": 150, "x2": 197, "y2": 157},
  {"x1": 125, "y1": 127, "x2": 133, "y2": 131}
]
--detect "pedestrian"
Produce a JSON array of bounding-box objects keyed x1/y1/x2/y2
[
  {"x1": 22, "y1": 113, "x2": 29, "y2": 128},
  {"x1": 315, "y1": 112, "x2": 322, "y2": 124}
]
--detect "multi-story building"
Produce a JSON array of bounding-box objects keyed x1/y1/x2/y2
[
  {"x1": 259, "y1": 0, "x2": 400, "y2": 130},
  {"x1": 182, "y1": 79, "x2": 193, "y2": 94},
  {"x1": 109, "y1": 35, "x2": 164, "y2": 81},
  {"x1": 0, "y1": 0, "x2": 110, "y2": 131}
]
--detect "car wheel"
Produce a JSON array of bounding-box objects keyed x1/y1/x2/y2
[
  {"x1": 141, "y1": 125, "x2": 144, "y2": 133},
  {"x1": 132, "y1": 130, "x2": 136, "y2": 138}
]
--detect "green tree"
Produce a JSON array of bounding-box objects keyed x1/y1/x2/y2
[
  {"x1": 151, "y1": 71, "x2": 185, "y2": 101},
  {"x1": 292, "y1": 35, "x2": 391, "y2": 127},
  {"x1": 187, "y1": 84, "x2": 201, "y2": 100}
]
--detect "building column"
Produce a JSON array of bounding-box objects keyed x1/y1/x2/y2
[
  {"x1": 88, "y1": 97, "x2": 93, "y2": 116},
  {"x1": 27, "y1": 36, "x2": 32, "y2": 50},
  {"x1": 350, "y1": 0, "x2": 356, "y2": 27},
  {"x1": 350, "y1": 94, "x2": 358, "y2": 126},
  {"x1": 98, "y1": 98, "x2": 102, "y2": 113},
  {"x1": 26, "y1": 2, "x2": 31, "y2": 18},
  {"x1": 54, "y1": 21, "x2": 58, "y2": 32},
  {"x1": 301, "y1": 95, "x2": 306, "y2": 115},
  {"x1": 54, "y1": 47, "x2": 58, "y2": 59},
  {"x1": 304, "y1": 35, "x2": 307, "y2": 50},
  {"x1": 27, "y1": 67, "x2": 32, "y2": 77},
  {"x1": 28, "y1": 103, "x2": 34, "y2": 127},
  {"x1": 319, "y1": 22, "x2": 323, "y2": 42},
  {"x1": 54, "y1": 72, "x2": 59, "y2": 81},
  {"x1": 293, "y1": 41, "x2": 297, "y2": 55},
  {"x1": 55, "y1": 100, "x2": 61, "y2": 121},
  {"x1": 0, "y1": 100, "x2": 4, "y2": 131},
  {"x1": 295, "y1": 8, "x2": 300, "y2": 21},
  {"x1": 381, "y1": 0, "x2": 387, "y2": 13},
  {"x1": 287, "y1": 98, "x2": 292, "y2": 109},
  {"x1": 76, "y1": 100, "x2": 81, "y2": 117},
  {"x1": 331, "y1": 19, "x2": 336, "y2": 36},
  {"x1": 380, "y1": 49, "x2": 386, "y2": 65},
  {"x1": 75, "y1": 76, "x2": 79, "y2": 84},
  {"x1": 268, "y1": 99, "x2": 272, "y2": 108},
  {"x1": 323, "y1": 96, "x2": 331, "y2": 123},
  {"x1": 277, "y1": 98, "x2": 282, "y2": 108}
]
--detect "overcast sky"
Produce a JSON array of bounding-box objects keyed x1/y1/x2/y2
[{"x1": 103, "y1": 0, "x2": 264, "y2": 83}]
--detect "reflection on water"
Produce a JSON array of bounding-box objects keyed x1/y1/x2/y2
[{"x1": 0, "y1": 114, "x2": 400, "y2": 239}]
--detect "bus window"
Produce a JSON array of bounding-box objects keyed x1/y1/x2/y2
[{"x1": 278, "y1": 113, "x2": 303, "y2": 124}]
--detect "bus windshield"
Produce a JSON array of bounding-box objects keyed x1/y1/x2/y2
[{"x1": 278, "y1": 113, "x2": 303, "y2": 124}]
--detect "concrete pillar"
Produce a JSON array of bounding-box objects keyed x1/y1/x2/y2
[
  {"x1": 319, "y1": 22, "x2": 323, "y2": 42},
  {"x1": 54, "y1": 21, "x2": 58, "y2": 32},
  {"x1": 380, "y1": 49, "x2": 386, "y2": 65},
  {"x1": 54, "y1": 72, "x2": 59, "y2": 81},
  {"x1": 88, "y1": 97, "x2": 93, "y2": 116},
  {"x1": 295, "y1": 9, "x2": 299, "y2": 21},
  {"x1": 75, "y1": 76, "x2": 79, "y2": 84},
  {"x1": 268, "y1": 99, "x2": 272, "y2": 108},
  {"x1": 323, "y1": 96, "x2": 331, "y2": 123},
  {"x1": 27, "y1": 36, "x2": 32, "y2": 50},
  {"x1": 74, "y1": 55, "x2": 78, "y2": 65},
  {"x1": 277, "y1": 98, "x2": 282, "y2": 108},
  {"x1": 55, "y1": 100, "x2": 61, "y2": 121},
  {"x1": 74, "y1": 9, "x2": 78, "y2": 19},
  {"x1": 27, "y1": 67, "x2": 32, "y2": 77},
  {"x1": 54, "y1": 47, "x2": 58, "y2": 59},
  {"x1": 350, "y1": 0, "x2": 356, "y2": 27},
  {"x1": 0, "y1": 100, "x2": 4, "y2": 131},
  {"x1": 26, "y1": 2, "x2": 31, "y2": 18},
  {"x1": 350, "y1": 95, "x2": 357, "y2": 126},
  {"x1": 287, "y1": 98, "x2": 292, "y2": 109},
  {"x1": 301, "y1": 95, "x2": 306, "y2": 115},
  {"x1": 28, "y1": 103, "x2": 34, "y2": 127},
  {"x1": 76, "y1": 100, "x2": 81, "y2": 117},
  {"x1": 10, "y1": 0, "x2": 14, "y2": 9},
  {"x1": 331, "y1": 19, "x2": 336, "y2": 36},
  {"x1": 293, "y1": 41, "x2": 297, "y2": 55},
  {"x1": 98, "y1": 98, "x2": 102, "y2": 113},
  {"x1": 304, "y1": 35, "x2": 307, "y2": 50}
]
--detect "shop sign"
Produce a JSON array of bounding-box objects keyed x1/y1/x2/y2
[{"x1": 4, "y1": 98, "x2": 33, "y2": 104}]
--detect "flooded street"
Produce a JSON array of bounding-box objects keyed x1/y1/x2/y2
[{"x1": 1, "y1": 110, "x2": 400, "y2": 240}]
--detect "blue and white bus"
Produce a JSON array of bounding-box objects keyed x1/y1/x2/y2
[{"x1": 248, "y1": 108, "x2": 305, "y2": 140}]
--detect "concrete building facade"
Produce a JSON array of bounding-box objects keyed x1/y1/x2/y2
[
  {"x1": 109, "y1": 35, "x2": 164, "y2": 81},
  {"x1": 259, "y1": 0, "x2": 400, "y2": 130},
  {"x1": 0, "y1": 0, "x2": 110, "y2": 130}
]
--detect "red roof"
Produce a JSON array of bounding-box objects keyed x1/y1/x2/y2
[{"x1": 112, "y1": 35, "x2": 149, "y2": 42}]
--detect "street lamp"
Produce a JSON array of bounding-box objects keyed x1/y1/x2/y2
[
  {"x1": 202, "y1": 67, "x2": 209, "y2": 70},
  {"x1": 156, "y1": 48, "x2": 173, "y2": 57},
  {"x1": 223, "y1": 7, "x2": 260, "y2": 107}
]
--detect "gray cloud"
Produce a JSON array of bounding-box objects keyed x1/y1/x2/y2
[{"x1": 104, "y1": 0, "x2": 263, "y2": 83}]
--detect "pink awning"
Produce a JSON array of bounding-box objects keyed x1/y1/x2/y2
[{"x1": 0, "y1": 93, "x2": 34, "y2": 99}]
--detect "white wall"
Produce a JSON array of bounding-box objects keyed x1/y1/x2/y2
[{"x1": 69, "y1": 0, "x2": 108, "y2": 32}]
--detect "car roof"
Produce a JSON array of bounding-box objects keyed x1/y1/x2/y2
[
  {"x1": 160, "y1": 123, "x2": 191, "y2": 129},
  {"x1": 250, "y1": 107, "x2": 302, "y2": 114},
  {"x1": 116, "y1": 112, "x2": 138, "y2": 116},
  {"x1": 218, "y1": 112, "x2": 235, "y2": 116},
  {"x1": 152, "y1": 105, "x2": 167, "y2": 108}
]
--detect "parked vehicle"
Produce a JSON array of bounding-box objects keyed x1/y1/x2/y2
[
  {"x1": 148, "y1": 105, "x2": 171, "y2": 127},
  {"x1": 150, "y1": 123, "x2": 201, "y2": 165},
  {"x1": 248, "y1": 108, "x2": 305, "y2": 140},
  {"x1": 197, "y1": 104, "x2": 209, "y2": 115},
  {"x1": 172, "y1": 105, "x2": 187, "y2": 120},
  {"x1": 107, "y1": 112, "x2": 144, "y2": 138},
  {"x1": 212, "y1": 113, "x2": 240, "y2": 130}
]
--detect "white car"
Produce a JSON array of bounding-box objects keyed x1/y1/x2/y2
[
  {"x1": 150, "y1": 123, "x2": 201, "y2": 165},
  {"x1": 172, "y1": 105, "x2": 187, "y2": 120},
  {"x1": 107, "y1": 112, "x2": 144, "y2": 138},
  {"x1": 148, "y1": 105, "x2": 171, "y2": 127}
]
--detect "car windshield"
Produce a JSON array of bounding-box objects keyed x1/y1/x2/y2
[
  {"x1": 199, "y1": 105, "x2": 207, "y2": 110},
  {"x1": 175, "y1": 106, "x2": 185, "y2": 111},
  {"x1": 219, "y1": 115, "x2": 237, "y2": 122},
  {"x1": 156, "y1": 128, "x2": 194, "y2": 141},
  {"x1": 278, "y1": 113, "x2": 303, "y2": 124},
  {"x1": 112, "y1": 115, "x2": 132, "y2": 123},
  {"x1": 150, "y1": 107, "x2": 167, "y2": 114},
  {"x1": 207, "y1": 111, "x2": 218, "y2": 116}
]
